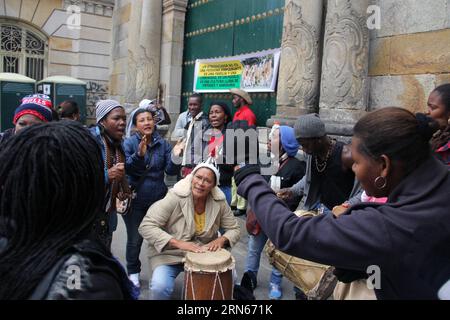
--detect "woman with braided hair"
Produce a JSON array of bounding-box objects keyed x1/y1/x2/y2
[
  {"x1": 90, "y1": 100, "x2": 132, "y2": 249},
  {"x1": 0, "y1": 121, "x2": 134, "y2": 299}
]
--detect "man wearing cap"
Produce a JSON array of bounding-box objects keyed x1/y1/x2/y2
[
  {"x1": 230, "y1": 88, "x2": 257, "y2": 126},
  {"x1": 277, "y1": 113, "x2": 358, "y2": 213}
]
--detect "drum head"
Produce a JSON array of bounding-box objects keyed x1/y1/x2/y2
[{"x1": 184, "y1": 249, "x2": 235, "y2": 273}]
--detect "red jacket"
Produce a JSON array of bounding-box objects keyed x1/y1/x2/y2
[{"x1": 233, "y1": 105, "x2": 256, "y2": 126}]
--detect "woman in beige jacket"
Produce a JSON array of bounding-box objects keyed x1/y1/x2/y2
[{"x1": 139, "y1": 161, "x2": 240, "y2": 299}]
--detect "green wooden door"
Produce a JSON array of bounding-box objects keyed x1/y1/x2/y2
[{"x1": 181, "y1": 0, "x2": 285, "y2": 126}]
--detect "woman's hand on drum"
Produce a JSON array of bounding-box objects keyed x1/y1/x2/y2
[
  {"x1": 203, "y1": 237, "x2": 228, "y2": 252},
  {"x1": 170, "y1": 239, "x2": 205, "y2": 253}
]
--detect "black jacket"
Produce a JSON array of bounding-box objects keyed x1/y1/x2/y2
[
  {"x1": 29, "y1": 239, "x2": 135, "y2": 300},
  {"x1": 0, "y1": 128, "x2": 14, "y2": 146},
  {"x1": 238, "y1": 156, "x2": 450, "y2": 299}
]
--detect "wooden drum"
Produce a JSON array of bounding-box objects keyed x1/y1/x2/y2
[
  {"x1": 264, "y1": 210, "x2": 337, "y2": 300},
  {"x1": 183, "y1": 249, "x2": 235, "y2": 300}
]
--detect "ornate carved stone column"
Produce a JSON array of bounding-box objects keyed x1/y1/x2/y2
[
  {"x1": 270, "y1": 0, "x2": 324, "y2": 126},
  {"x1": 110, "y1": 0, "x2": 162, "y2": 114},
  {"x1": 160, "y1": 0, "x2": 188, "y2": 131},
  {"x1": 319, "y1": 0, "x2": 370, "y2": 136},
  {"x1": 125, "y1": 0, "x2": 162, "y2": 105}
]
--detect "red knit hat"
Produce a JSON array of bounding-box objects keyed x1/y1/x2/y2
[{"x1": 13, "y1": 94, "x2": 53, "y2": 124}]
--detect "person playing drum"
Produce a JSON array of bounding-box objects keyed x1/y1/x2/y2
[
  {"x1": 234, "y1": 108, "x2": 450, "y2": 299},
  {"x1": 139, "y1": 160, "x2": 240, "y2": 300}
]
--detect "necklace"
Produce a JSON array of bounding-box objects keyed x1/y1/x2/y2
[{"x1": 315, "y1": 140, "x2": 334, "y2": 173}]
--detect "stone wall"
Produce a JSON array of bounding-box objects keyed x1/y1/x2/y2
[
  {"x1": 109, "y1": 0, "x2": 188, "y2": 139},
  {"x1": 272, "y1": 0, "x2": 450, "y2": 135},
  {"x1": 109, "y1": 0, "x2": 163, "y2": 115},
  {"x1": 368, "y1": 0, "x2": 450, "y2": 114},
  {"x1": 0, "y1": 0, "x2": 114, "y2": 124}
]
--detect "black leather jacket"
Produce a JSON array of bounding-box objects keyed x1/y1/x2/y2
[{"x1": 28, "y1": 239, "x2": 135, "y2": 300}]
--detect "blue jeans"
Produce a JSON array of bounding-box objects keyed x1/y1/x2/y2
[
  {"x1": 121, "y1": 206, "x2": 148, "y2": 274},
  {"x1": 220, "y1": 185, "x2": 232, "y2": 205},
  {"x1": 150, "y1": 264, "x2": 184, "y2": 300},
  {"x1": 245, "y1": 232, "x2": 283, "y2": 286}
]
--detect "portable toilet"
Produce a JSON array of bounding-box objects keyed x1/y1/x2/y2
[
  {"x1": 37, "y1": 76, "x2": 87, "y2": 124},
  {"x1": 0, "y1": 73, "x2": 36, "y2": 131}
]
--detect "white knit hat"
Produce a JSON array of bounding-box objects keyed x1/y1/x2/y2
[{"x1": 191, "y1": 158, "x2": 221, "y2": 186}]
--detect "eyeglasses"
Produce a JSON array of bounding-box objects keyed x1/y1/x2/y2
[{"x1": 193, "y1": 174, "x2": 214, "y2": 186}]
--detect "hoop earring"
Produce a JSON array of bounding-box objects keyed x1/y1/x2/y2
[{"x1": 374, "y1": 176, "x2": 387, "y2": 190}]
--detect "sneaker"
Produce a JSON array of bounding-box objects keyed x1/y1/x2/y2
[
  {"x1": 268, "y1": 283, "x2": 282, "y2": 300},
  {"x1": 241, "y1": 271, "x2": 258, "y2": 291},
  {"x1": 128, "y1": 273, "x2": 140, "y2": 288}
]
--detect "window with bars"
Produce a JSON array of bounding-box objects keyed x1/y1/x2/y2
[{"x1": 0, "y1": 22, "x2": 47, "y2": 80}]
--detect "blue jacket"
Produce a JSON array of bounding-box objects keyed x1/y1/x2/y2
[{"x1": 124, "y1": 132, "x2": 179, "y2": 210}]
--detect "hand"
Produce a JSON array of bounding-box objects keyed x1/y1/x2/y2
[
  {"x1": 138, "y1": 135, "x2": 148, "y2": 157},
  {"x1": 332, "y1": 203, "x2": 350, "y2": 218},
  {"x1": 203, "y1": 237, "x2": 227, "y2": 252},
  {"x1": 172, "y1": 239, "x2": 205, "y2": 253},
  {"x1": 172, "y1": 138, "x2": 185, "y2": 157},
  {"x1": 276, "y1": 188, "x2": 293, "y2": 201},
  {"x1": 108, "y1": 163, "x2": 125, "y2": 181}
]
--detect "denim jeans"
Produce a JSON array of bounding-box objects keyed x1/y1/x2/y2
[
  {"x1": 219, "y1": 185, "x2": 232, "y2": 205},
  {"x1": 150, "y1": 264, "x2": 184, "y2": 300},
  {"x1": 245, "y1": 231, "x2": 283, "y2": 286},
  {"x1": 121, "y1": 206, "x2": 148, "y2": 274}
]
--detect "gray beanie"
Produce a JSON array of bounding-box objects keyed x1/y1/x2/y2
[
  {"x1": 96, "y1": 99, "x2": 124, "y2": 123},
  {"x1": 294, "y1": 113, "x2": 325, "y2": 139}
]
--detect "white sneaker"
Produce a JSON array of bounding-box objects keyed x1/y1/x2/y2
[{"x1": 129, "y1": 273, "x2": 140, "y2": 288}]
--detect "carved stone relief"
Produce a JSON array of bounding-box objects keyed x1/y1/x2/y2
[
  {"x1": 277, "y1": 0, "x2": 322, "y2": 113},
  {"x1": 135, "y1": 48, "x2": 156, "y2": 101},
  {"x1": 320, "y1": 0, "x2": 370, "y2": 109},
  {"x1": 279, "y1": 2, "x2": 319, "y2": 108}
]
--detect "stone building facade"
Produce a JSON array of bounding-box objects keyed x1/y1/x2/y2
[
  {"x1": 109, "y1": 0, "x2": 450, "y2": 136},
  {"x1": 0, "y1": 0, "x2": 115, "y2": 124}
]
